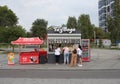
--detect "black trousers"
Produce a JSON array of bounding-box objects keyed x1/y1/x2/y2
[{"x1": 55, "y1": 55, "x2": 60, "y2": 63}]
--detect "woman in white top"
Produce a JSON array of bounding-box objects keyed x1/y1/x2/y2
[
  {"x1": 54, "y1": 44, "x2": 61, "y2": 64},
  {"x1": 77, "y1": 45, "x2": 83, "y2": 67}
]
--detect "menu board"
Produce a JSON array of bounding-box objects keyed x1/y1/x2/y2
[{"x1": 81, "y1": 39, "x2": 90, "y2": 62}]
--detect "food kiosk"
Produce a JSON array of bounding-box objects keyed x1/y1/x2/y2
[
  {"x1": 47, "y1": 27, "x2": 81, "y2": 63},
  {"x1": 47, "y1": 27, "x2": 91, "y2": 63},
  {"x1": 11, "y1": 37, "x2": 47, "y2": 64}
]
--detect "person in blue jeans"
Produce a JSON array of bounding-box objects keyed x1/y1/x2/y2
[{"x1": 63, "y1": 46, "x2": 70, "y2": 64}]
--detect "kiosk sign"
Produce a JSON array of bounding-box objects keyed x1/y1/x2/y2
[{"x1": 54, "y1": 27, "x2": 75, "y2": 33}]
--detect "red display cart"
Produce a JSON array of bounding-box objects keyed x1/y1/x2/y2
[
  {"x1": 19, "y1": 52, "x2": 39, "y2": 64},
  {"x1": 19, "y1": 51, "x2": 47, "y2": 64},
  {"x1": 81, "y1": 39, "x2": 91, "y2": 62},
  {"x1": 11, "y1": 37, "x2": 46, "y2": 64}
]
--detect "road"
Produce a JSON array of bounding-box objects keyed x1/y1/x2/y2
[{"x1": 0, "y1": 69, "x2": 120, "y2": 79}]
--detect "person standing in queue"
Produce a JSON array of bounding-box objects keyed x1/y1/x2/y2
[
  {"x1": 70, "y1": 45, "x2": 77, "y2": 67},
  {"x1": 54, "y1": 44, "x2": 61, "y2": 65},
  {"x1": 77, "y1": 45, "x2": 83, "y2": 67},
  {"x1": 63, "y1": 46, "x2": 70, "y2": 64}
]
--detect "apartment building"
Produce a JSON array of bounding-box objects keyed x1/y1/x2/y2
[{"x1": 98, "y1": 0, "x2": 114, "y2": 32}]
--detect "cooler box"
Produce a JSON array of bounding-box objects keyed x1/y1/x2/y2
[{"x1": 19, "y1": 52, "x2": 39, "y2": 64}]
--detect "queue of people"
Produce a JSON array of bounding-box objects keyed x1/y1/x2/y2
[{"x1": 54, "y1": 44, "x2": 83, "y2": 67}]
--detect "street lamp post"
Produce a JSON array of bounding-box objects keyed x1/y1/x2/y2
[{"x1": 94, "y1": 31, "x2": 96, "y2": 45}]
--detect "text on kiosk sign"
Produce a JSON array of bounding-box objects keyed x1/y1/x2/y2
[{"x1": 54, "y1": 27, "x2": 75, "y2": 33}]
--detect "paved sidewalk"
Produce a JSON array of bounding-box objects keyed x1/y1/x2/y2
[
  {"x1": 1, "y1": 49, "x2": 120, "y2": 84},
  {"x1": 0, "y1": 49, "x2": 120, "y2": 70}
]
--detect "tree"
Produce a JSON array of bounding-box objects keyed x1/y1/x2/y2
[
  {"x1": 47, "y1": 26, "x2": 54, "y2": 30},
  {"x1": 30, "y1": 19, "x2": 48, "y2": 40},
  {"x1": 78, "y1": 14, "x2": 93, "y2": 39},
  {"x1": 0, "y1": 26, "x2": 6, "y2": 43},
  {"x1": 94, "y1": 27, "x2": 104, "y2": 39},
  {"x1": 61, "y1": 24, "x2": 66, "y2": 27},
  {"x1": 0, "y1": 6, "x2": 18, "y2": 27},
  {"x1": 26, "y1": 32, "x2": 33, "y2": 37},
  {"x1": 0, "y1": 6, "x2": 26, "y2": 43},
  {"x1": 107, "y1": 0, "x2": 120, "y2": 44},
  {"x1": 2, "y1": 26, "x2": 26, "y2": 43},
  {"x1": 67, "y1": 16, "x2": 77, "y2": 28}
]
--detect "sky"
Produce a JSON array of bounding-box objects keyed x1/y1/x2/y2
[{"x1": 0, "y1": 0, "x2": 99, "y2": 31}]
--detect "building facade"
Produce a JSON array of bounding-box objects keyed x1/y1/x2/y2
[{"x1": 98, "y1": 0, "x2": 114, "y2": 32}]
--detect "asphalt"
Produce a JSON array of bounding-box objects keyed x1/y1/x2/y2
[{"x1": 0, "y1": 48, "x2": 120, "y2": 70}]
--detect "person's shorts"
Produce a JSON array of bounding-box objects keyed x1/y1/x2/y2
[{"x1": 77, "y1": 54, "x2": 82, "y2": 58}]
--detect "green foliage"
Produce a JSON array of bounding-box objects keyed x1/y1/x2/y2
[
  {"x1": 0, "y1": 26, "x2": 26, "y2": 43},
  {"x1": 30, "y1": 19, "x2": 48, "y2": 40},
  {"x1": 107, "y1": 0, "x2": 120, "y2": 44},
  {"x1": 0, "y1": 6, "x2": 18, "y2": 27},
  {"x1": 47, "y1": 26, "x2": 54, "y2": 30},
  {"x1": 0, "y1": 6, "x2": 27, "y2": 43},
  {"x1": 61, "y1": 24, "x2": 66, "y2": 27},
  {"x1": 103, "y1": 32, "x2": 110, "y2": 39},
  {"x1": 94, "y1": 27, "x2": 104, "y2": 39},
  {"x1": 67, "y1": 16, "x2": 77, "y2": 28},
  {"x1": 26, "y1": 32, "x2": 33, "y2": 37},
  {"x1": 78, "y1": 14, "x2": 93, "y2": 39},
  {"x1": 0, "y1": 27, "x2": 6, "y2": 43}
]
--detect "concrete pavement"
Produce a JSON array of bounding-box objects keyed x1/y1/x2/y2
[
  {"x1": 1, "y1": 48, "x2": 120, "y2": 84},
  {"x1": 0, "y1": 48, "x2": 120, "y2": 70}
]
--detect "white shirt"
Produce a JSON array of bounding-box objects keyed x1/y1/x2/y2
[
  {"x1": 77, "y1": 48, "x2": 82, "y2": 56},
  {"x1": 55, "y1": 48, "x2": 61, "y2": 55}
]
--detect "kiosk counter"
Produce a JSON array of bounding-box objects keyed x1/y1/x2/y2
[{"x1": 19, "y1": 50, "x2": 47, "y2": 64}]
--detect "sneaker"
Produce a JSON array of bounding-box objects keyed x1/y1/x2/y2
[{"x1": 78, "y1": 64, "x2": 83, "y2": 67}]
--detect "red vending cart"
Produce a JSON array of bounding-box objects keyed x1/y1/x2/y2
[
  {"x1": 19, "y1": 52, "x2": 40, "y2": 64},
  {"x1": 11, "y1": 37, "x2": 44, "y2": 64},
  {"x1": 82, "y1": 39, "x2": 91, "y2": 62},
  {"x1": 19, "y1": 50, "x2": 47, "y2": 64}
]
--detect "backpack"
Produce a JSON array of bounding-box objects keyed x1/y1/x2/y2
[{"x1": 73, "y1": 49, "x2": 77, "y2": 54}]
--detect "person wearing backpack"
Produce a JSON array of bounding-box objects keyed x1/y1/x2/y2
[{"x1": 70, "y1": 45, "x2": 77, "y2": 67}]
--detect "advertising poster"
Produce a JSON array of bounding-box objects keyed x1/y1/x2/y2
[{"x1": 8, "y1": 52, "x2": 15, "y2": 65}]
